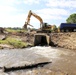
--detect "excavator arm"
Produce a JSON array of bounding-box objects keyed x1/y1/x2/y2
[
  {"x1": 31, "y1": 11, "x2": 43, "y2": 28},
  {"x1": 23, "y1": 10, "x2": 33, "y2": 29},
  {"x1": 23, "y1": 10, "x2": 43, "y2": 29}
]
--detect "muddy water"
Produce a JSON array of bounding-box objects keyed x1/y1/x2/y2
[{"x1": 0, "y1": 46, "x2": 76, "y2": 75}]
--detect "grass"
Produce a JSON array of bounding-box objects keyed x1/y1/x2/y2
[
  {"x1": 7, "y1": 37, "x2": 27, "y2": 48},
  {"x1": 5, "y1": 28, "x2": 27, "y2": 33},
  {"x1": 0, "y1": 37, "x2": 28, "y2": 48},
  {"x1": 0, "y1": 28, "x2": 33, "y2": 49}
]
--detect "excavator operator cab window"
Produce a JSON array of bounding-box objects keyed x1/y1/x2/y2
[{"x1": 43, "y1": 23, "x2": 48, "y2": 28}]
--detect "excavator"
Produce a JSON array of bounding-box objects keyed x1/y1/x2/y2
[{"x1": 23, "y1": 10, "x2": 51, "y2": 33}]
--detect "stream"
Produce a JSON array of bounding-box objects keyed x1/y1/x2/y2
[{"x1": 0, "y1": 46, "x2": 76, "y2": 75}]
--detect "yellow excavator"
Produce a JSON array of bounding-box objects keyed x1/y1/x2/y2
[{"x1": 23, "y1": 10, "x2": 51, "y2": 33}]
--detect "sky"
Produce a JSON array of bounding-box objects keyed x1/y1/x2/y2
[{"x1": 0, "y1": 0, "x2": 76, "y2": 28}]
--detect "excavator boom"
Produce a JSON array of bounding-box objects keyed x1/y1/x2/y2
[
  {"x1": 23, "y1": 10, "x2": 43, "y2": 29},
  {"x1": 31, "y1": 11, "x2": 43, "y2": 28}
]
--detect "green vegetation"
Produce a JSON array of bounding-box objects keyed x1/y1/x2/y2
[
  {"x1": 0, "y1": 37, "x2": 28, "y2": 48},
  {"x1": 5, "y1": 27, "x2": 27, "y2": 33},
  {"x1": 7, "y1": 37, "x2": 27, "y2": 48},
  {"x1": 0, "y1": 27, "x2": 33, "y2": 49},
  {"x1": 66, "y1": 13, "x2": 76, "y2": 23}
]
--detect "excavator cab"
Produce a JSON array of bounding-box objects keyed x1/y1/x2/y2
[
  {"x1": 42, "y1": 23, "x2": 48, "y2": 28},
  {"x1": 37, "y1": 23, "x2": 51, "y2": 33}
]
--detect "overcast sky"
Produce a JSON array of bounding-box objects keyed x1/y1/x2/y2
[{"x1": 0, "y1": 0, "x2": 76, "y2": 28}]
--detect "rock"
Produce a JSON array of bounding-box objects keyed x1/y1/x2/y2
[
  {"x1": 0, "y1": 35, "x2": 6, "y2": 40},
  {"x1": 0, "y1": 44, "x2": 14, "y2": 49}
]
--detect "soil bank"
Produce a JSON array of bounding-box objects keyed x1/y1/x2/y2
[{"x1": 50, "y1": 32, "x2": 76, "y2": 50}]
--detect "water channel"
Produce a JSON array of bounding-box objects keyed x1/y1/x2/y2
[{"x1": 0, "y1": 46, "x2": 76, "y2": 75}]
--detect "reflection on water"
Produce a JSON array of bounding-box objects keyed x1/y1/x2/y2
[{"x1": 0, "y1": 46, "x2": 76, "y2": 75}]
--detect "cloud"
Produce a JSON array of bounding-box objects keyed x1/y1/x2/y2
[
  {"x1": 46, "y1": 0, "x2": 76, "y2": 8},
  {"x1": 0, "y1": 5, "x2": 17, "y2": 13},
  {"x1": 32, "y1": 8, "x2": 69, "y2": 24},
  {"x1": 31, "y1": 7, "x2": 71, "y2": 27},
  {"x1": 0, "y1": 0, "x2": 26, "y2": 28},
  {"x1": 0, "y1": 0, "x2": 40, "y2": 28},
  {"x1": 0, "y1": 0, "x2": 16, "y2": 5},
  {"x1": 0, "y1": 13, "x2": 27, "y2": 27},
  {"x1": 35, "y1": 8, "x2": 69, "y2": 16},
  {"x1": 28, "y1": 14, "x2": 65, "y2": 28},
  {"x1": 23, "y1": 0, "x2": 40, "y2": 5},
  {"x1": 0, "y1": 0, "x2": 75, "y2": 28},
  {"x1": 26, "y1": 9, "x2": 66, "y2": 28},
  {"x1": 12, "y1": 0, "x2": 40, "y2": 5}
]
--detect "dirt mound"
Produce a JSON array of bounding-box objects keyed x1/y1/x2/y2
[{"x1": 51, "y1": 32, "x2": 76, "y2": 50}]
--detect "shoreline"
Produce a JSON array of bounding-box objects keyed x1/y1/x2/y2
[{"x1": 0, "y1": 32, "x2": 76, "y2": 50}]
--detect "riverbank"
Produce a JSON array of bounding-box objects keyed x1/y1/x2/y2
[
  {"x1": 50, "y1": 32, "x2": 76, "y2": 50},
  {"x1": 0, "y1": 32, "x2": 76, "y2": 50},
  {"x1": 0, "y1": 32, "x2": 34, "y2": 49}
]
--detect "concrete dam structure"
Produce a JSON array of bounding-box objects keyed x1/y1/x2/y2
[{"x1": 34, "y1": 33, "x2": 51, "y2": 46}]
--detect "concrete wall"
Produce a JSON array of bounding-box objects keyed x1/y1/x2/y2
[
  {"x1": 34, "y1": 32, "x2": 76, "y2": 50},
  {"x1": 34, "y1": 34, "x2": 50, "y2": 46}
]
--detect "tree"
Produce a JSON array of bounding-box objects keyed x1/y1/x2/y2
[{"x1": 66, "y1": 13, "x2": 76, "y2": 23}]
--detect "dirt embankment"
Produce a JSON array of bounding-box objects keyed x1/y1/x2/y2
[
  {"x1": 10, "y1": 32, "x2": 34, "y2": 44},
  {"x1": 0, "y1": 32, "x2": 76, "y2": 50},
  {"x1": 12, "y1": 32, "x2": 76, "y2": 50},
  {"x1": 0, "y1": 32, "x2": 35, "y2": 49},
  {"x1": 50, "y1": 32, "x2": 76, "y2": 50}
]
